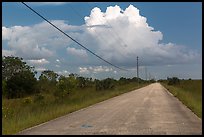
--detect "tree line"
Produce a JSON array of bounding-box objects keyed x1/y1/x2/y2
[{"x1": 2, "y1": 56, "x2": 153, "y2": 99}]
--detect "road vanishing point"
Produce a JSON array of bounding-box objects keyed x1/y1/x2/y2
[{"x1": 17, "y1": 83, "x2": 202, "y2": 135}]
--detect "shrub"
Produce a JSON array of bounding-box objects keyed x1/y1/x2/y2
[
  {"x1": 95, "y1": 78, "x2": 116, "y2": 91},
  {"x1": 2, "y1": 107, "x2": 14, "y2": 119},
  {"x1": 22, "y1": 97, "x2": 33, "y2": 105},
  {"x1": 34, "y1": 94, "x2": 44, "y2": 103},
  {"x1": 167, "y1": 77, "x2": 180, "y2": 85},
  {"x1": 2, "y1": 80, "x2": 7, "y2": 97}
]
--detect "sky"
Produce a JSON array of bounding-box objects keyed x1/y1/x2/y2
[{"x1": 2, "y1": 2, "x2": 202, "y2": 80}]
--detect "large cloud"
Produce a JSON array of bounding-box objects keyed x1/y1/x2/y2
[
  {"x1": 2, "y1": 4, "x2": 200, "y2": 72},
  {"x1": 2, "y1": 20, "x2": 82, "y2": 60},
  {"x1": 84, "y1": 5, "x2": 200, "y2": 67}
]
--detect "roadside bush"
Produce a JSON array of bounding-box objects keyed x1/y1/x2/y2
[
  {"x1": 2, "y1": 80, "x2": 7, "y2": 97},
  {"x1": 6, "y1": 71, "x2": 37, "y2": 99},
  {"x1": 2, "y1": 107, "x2": 14, "y2": 119},
  {"x1": 54, "y1": 75, "x2": 77, "y2": 98},
  {"x1": 2, "y1": 56, "x2": 37, "y2": 99},
  {"x1": 167, "y1": 77, "x2": 180, "y2": 85},
  {"x1": 34, "y1": 94, "x2": 44, "y2": 103},
  {"x1": 53, "y1": 89, "x2": 67, "y2": 99},
  {"x1": 95, "y1": 78, "x2": 116, "y2": 91},
  {"x1": 22, "y1": 97, "x2": 33, "y2": 105}
]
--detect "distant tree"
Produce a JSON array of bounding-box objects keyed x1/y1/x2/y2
[
  {"x1": 2, "y1": 56, "x2": 37, "y2": 99},
  {"x1": 95, "y1": 78, "x2": 116, "y2": 91},
  {"x1": 6, "y1": 70, "x2": 37, "y2": 98},
  {"x1": 131, "y1": 77, "x2": 139, "y2": 82},
  {"x1": 39, "y1": 70, "x2": 59, "y2": 84},
  {"x1": 95, "y1": 79, "x2": 103, "y2": 91},
  {"x1": 149, "y1": 79, "x2": 156, "y2": 83},
  {"x1": 167, "y1": 77, "x2": 180, "y2": 85},
  {"x1": 76, "y1": 76, "x2": 94, "y2": 88},
  {"x1": 69, "y1": 73, "x2": 79, "y2": 78},
  {"x1": 158, "y1": 79, "x2": 165, "y2": 83},
  {"x1": 2, "y1": 56, "x2": 36, "y2": 81},
  {"x1": 76, "y1": 76, "x2": 86, "y2": 88},
  {"x1": 119, "y1": 77, "x2": 128, "y2": 84},
  {"x1": 2, "y1": 80, "x2": 7, "y2": 97},
  {"x1": 54, "y1": 75, "x2": 77, "y2": 98},
  {"x1": 37, "y1": 70, "x2": 59, "y2": 93}
]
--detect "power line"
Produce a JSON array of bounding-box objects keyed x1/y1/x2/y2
[{"x1": 21, "y1": 2, "x2": 128, "y2": 71}]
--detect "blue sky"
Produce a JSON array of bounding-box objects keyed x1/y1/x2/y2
[{"x1": 2, "y1": 2, "x2": 202, "y2": 80}]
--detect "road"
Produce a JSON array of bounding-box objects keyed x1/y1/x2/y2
[{"x1": 17, "y1": 83, "x2": 202, "y2": 135}]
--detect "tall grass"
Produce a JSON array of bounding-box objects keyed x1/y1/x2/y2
[
  {"x1": 161, "y1": 80, "x2": 202, "y2": 119},
  {"x1": 2, "y1": 82, "x2": 148, "y2": 135}
]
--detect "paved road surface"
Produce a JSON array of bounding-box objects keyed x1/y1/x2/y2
[{"x1": 17, "y1": 83, "x2": 202, "y2": 135}]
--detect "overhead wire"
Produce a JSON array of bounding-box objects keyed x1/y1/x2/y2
[{"x1": 21, "y1": 2, "x2": 128, "y2": 71}]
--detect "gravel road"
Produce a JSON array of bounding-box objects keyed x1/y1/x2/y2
[{"x1": 17, "y1": 83, "x2": 202, "y2": 135}]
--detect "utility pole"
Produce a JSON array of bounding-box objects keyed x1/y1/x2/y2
[
  {"x1": 137, "y1": 56, "x2": 139, "y2": 78},
  {"x1": 145, "y1": 66, "x2": 147, "y2": 81},
  {"x1": 149, "y1": 72, "x2": 151, "y2": 81},
  {"x1": 137, "y1": 56, "x2": 139, "y2": 87}
]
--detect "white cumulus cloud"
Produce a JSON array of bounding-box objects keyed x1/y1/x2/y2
[
  {"x1": 35, "y1": 67, "x2": 47, "y2": 72},
  {"x1": 79, "y1": 66, "x2": 113, "y2": 74},
  {"x1": 26, "y1": 58, "x2": 50, "y2": 65},
  {"x1": 79, "y1": 67, "x2": 90, "y2": 74},
  {"x1": 56, "y1": 59, "x2": 61, "y2": 63},
  {"x1": 83, "y1": 5, "x2": 199, "y2": 67},
  {"x1": 57, "y1": 70, "x2": 70, "y2": 76}
]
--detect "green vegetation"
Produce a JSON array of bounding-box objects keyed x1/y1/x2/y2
[
  {"x1": 159, "y1": 78, "x2": 202, "y2": 119},
  {"x1": 2, "y1": 81, "x2": 148, "y2": 135},
  {"x1": 2, "y1": 56, "x2": 37, "y2": 98},
  {"x1": 2, "y1": 56, "x2": 152, "y2": 135}
]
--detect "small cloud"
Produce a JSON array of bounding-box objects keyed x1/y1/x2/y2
[
  {"x1": 79, "y1": 66, "x2": 113, "y2": 74},
  {"x1": 92, "y1": 66, "x2": 113, "y2": 73},
  {"x1": 35, "y1": 67, "x2": 47, "y2": 72},
  {"x1": 56, "y1": 59, "x2": 60, "y2": 63},
  {"x1": 79, "y1": 67, "x2": 89, "y2": 74},
  {"x1": 27, "y1": 58, "x2": 49, "y2": 65},
  {"x1": 57, "y1": 70, "x2": 70, "y2": 76}
]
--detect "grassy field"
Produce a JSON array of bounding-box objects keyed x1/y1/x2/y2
[
  {"x1": 2, "y1": 82, "x2": 149, "y2": 135},
  {"x1": 161, "y1": 80, "x2": 202, "y2": 119}
]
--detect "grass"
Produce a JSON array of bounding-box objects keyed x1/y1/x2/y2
[
  {"x1": 2, "y1": 82, "x2": 149, "y2": 135},
  {"x1": 160, "y1": 80, "x2": 202, "y2": 119}
]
